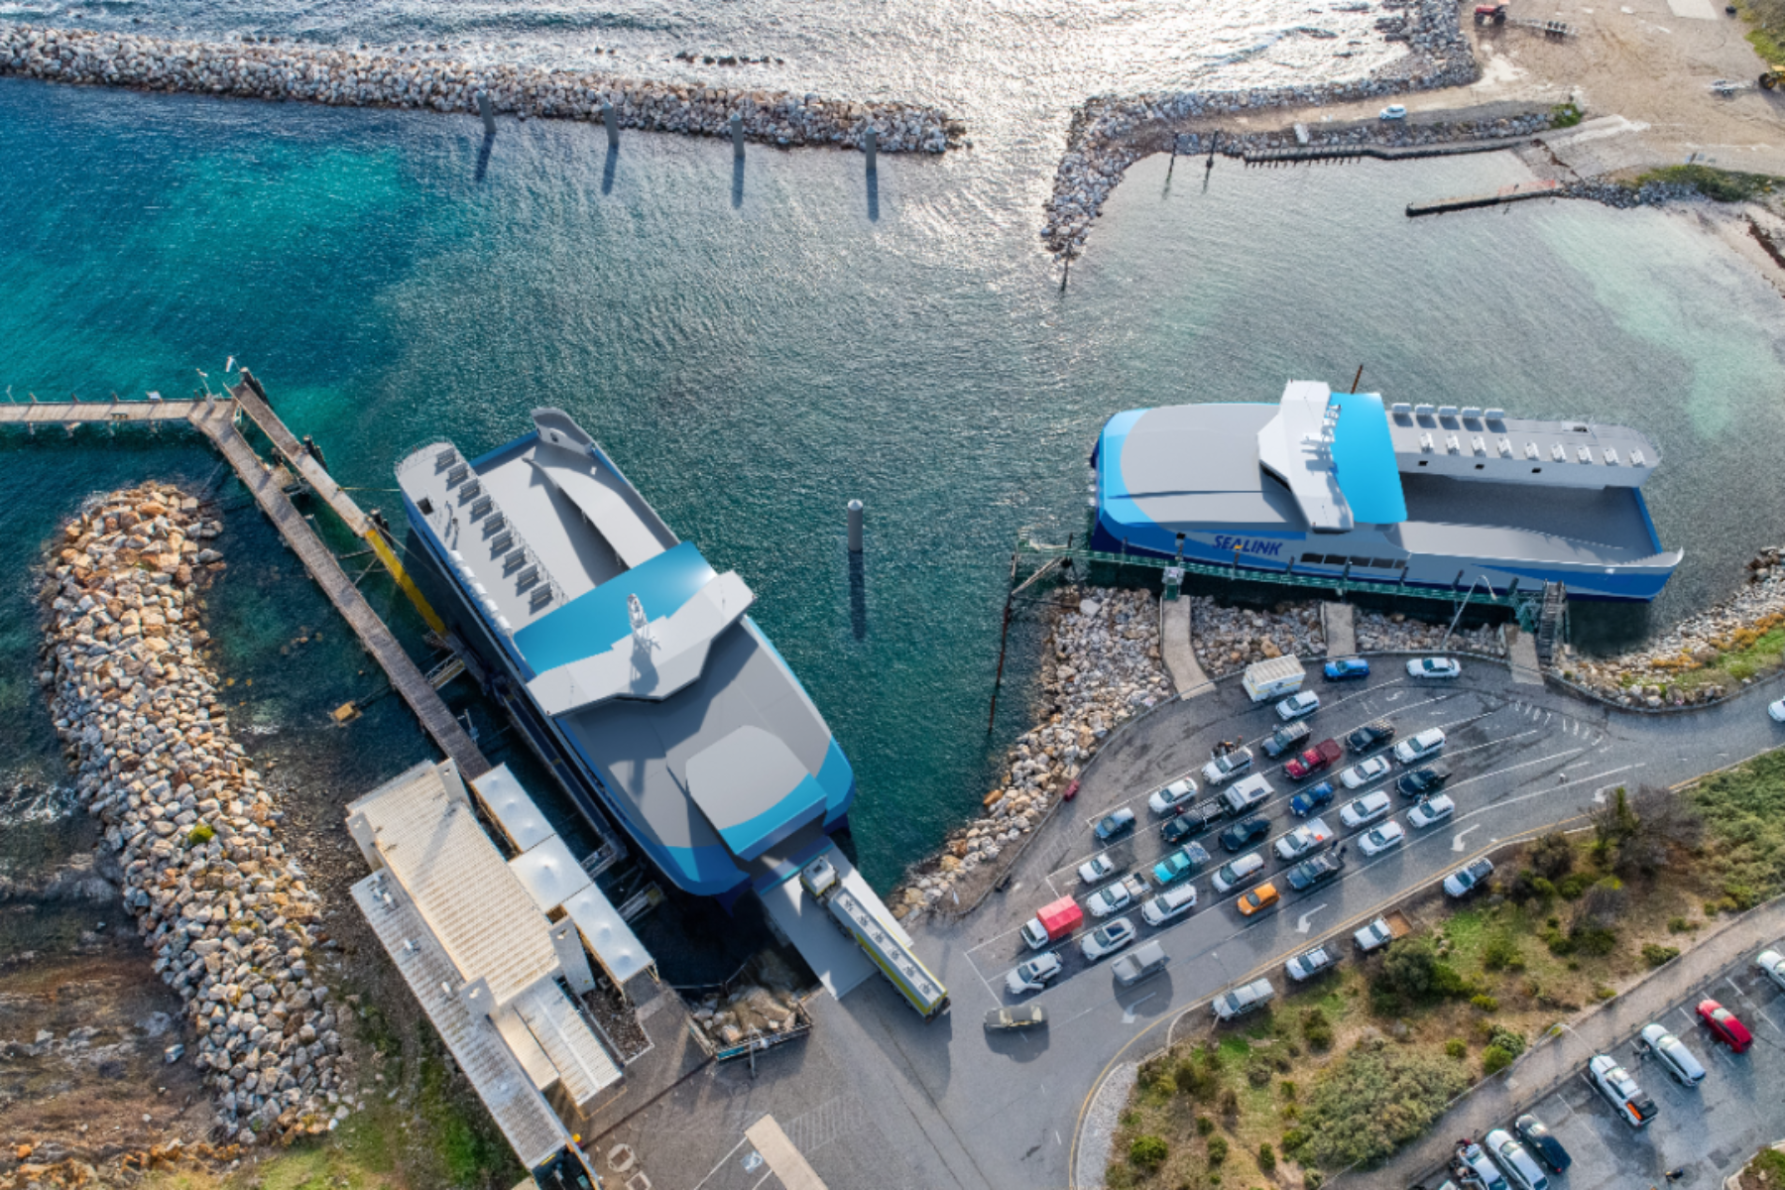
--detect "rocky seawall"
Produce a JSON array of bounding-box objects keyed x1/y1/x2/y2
[
  {"x1": 40, "y1": 484, "x2": 347, "y2": 1144},
  {"x1": 0, "y1": 25, "x2": 962, "y2": 153},
  {"x1": 1043, "y1": 0, "x2": 1486, "y2": 256},
  {"x1": 1188, "y1": 596, "x2": 1505, "y2": 675},
  {"x1": 893, "y1": 587, "x2": 1174, "y2": 920}
]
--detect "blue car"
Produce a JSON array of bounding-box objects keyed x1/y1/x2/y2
[
  {"x1": 1323, "y1": 657, "x2": 1370, "y2": 681},
  {"x1": 1289, "y1": 781, "x2": 1336, "y2": 817},
  {"x1": 1152, "y1": 842, "x2": 1212, "y2": 886}
]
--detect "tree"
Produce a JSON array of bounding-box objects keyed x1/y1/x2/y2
[
  {"x1": 1528, "y1": 831, "x2": 1575, "y2": 880},
  {"x1": 1591, "y1": 784, "x2": 1703, "y2": 876}
]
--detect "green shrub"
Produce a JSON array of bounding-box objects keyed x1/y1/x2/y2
[
  {"x1": 1593, "y1": 983, "x2": 1617, "y2": 1001},
  {"x1": 1279, "y1": 1128, "x2": 1309, "y2": 1156},
  {"x1": 1246, "y1": 1061, "x2": 1273, "y2": 1088},
  {"x1": 1482, "y1": 1046, "x2": 1516, "y2": 1076},
  {"x1": 1196, "y1": 1114, "x2": 1214, "y2": 1137},
  {"x1": 1549, "y1": 102, "x2": 1584, "y2": 128},
  {"x1": 1302, "y1": 1007, "x2": 1335, "y2": 1052},
  {"x1": 1725, "y1": 882, "x2": 1761, "y2": 911},
  {"x1": 1219, "y1": 1088, "x2": 1240, "y2": 1118},
  {"x1": 1557, "y1": 872, "x2": 1591, "y2": 899},
  {"x1": 1470, "y1": 994, "x2": 1499, "y2": 1013},
  {"x1": 1445, "y1": 1038, "x2": 1467, "y2": 1059},
  {"x1": 1481, "y1": 933, "x2": 1523, "y2": 972},
  {"x1": 1667, "y1": 916, "x2": 1697, "y2": 934},
  {"x1": 1306, "y1": 1174, "x2": 1324, "y2": 1190},
  {"x1": 186, "y1": 822, "x2": 216, "y2": 846},
  {"x1": 1130, "y1": 1135, "x2": 1169, "y2": 1171},
  {"x1": 1487, "y1": 1027, "x2": 1525, "y2": 1057},
  {"x1": 1298, "y1": 1046, "x2": 1471, "y2": 1168},
  {"x1": 1530, "y1": 831, "x2": 1576, "y2": 879},
  {"x1": 1207, "y1": 1135, "x2": 1230, "y2": 1166},
  {"x1": 1642, "y1": 943, "x2": 1680, "y2": 968},
  {"x1": 1279, "y1": 1079, "x2": 1297, "y2": 1100},
  {"x1": 1258, "y1": 1143, "x2": 1277, "y2": 1175},
  {"x1": 1570, "y1": 924, "x2": 1618, "y2": 956}
]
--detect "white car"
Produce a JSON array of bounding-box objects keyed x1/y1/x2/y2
[
  {"x1": 1484, "y1": 1129, "x2": 1550, "y2": 1190},
  {"x1": 1141, "y1": 883, "x2": 1198, "y2": 926},
  {"x1": 1276, "y1": 691, "x2": 1321, "y2": 721},
  {"x1": 1339, "y1": 791, "x2": 1392, "y2": 829},
  {"x1": 1444, "y1": 857, "x2": 1495, "y2": 897},
  {"x1": 1638, "y1": 1023, "x2": 1705, "y2": 1087},
  {"x1": 1201, "y1": 747, "x2": 1255, "y2": 786},
  {"x1": 1338, "y1": 756, "x2": 1392, "y2": 789},
  {"x1": 1455, "y1": 1140, "x2": 1509, "y2": 1190},
  {"x1": 1086, "y1": 878, "x2": 1138, "y2": 918},
  {"x1": 1211, "y1": 852, "x2": 1266, "y2": 895},
  {"x1": 1357, "y1": 820, "x2": 1406, "y2": 856},
  {"x1": 1148, "y1": 776, "x2": 1199, "y2": 815},
  {"x1": 1005, "y1": 952, "x2": 1063, "y2": 996},
  {"x1": 1587, "y1": 1053, "x2": 1657, "y2": 1127},
  {"x1": 1758, "y1": 949, "x2": 1785, "y2": 991},
  {"x1": 1770, "y1": 698, "x2": 1785, "y2": 724},
  {"x1": 1406, "y1": 795, "x2": 1455, "y2": 829},
  {"x1": 1380, "y1": 103, "x2": 1408, "y2": 120},
  {"x1": 1080, "y1": 917, "x2": 1137, "y2": 962},
  {"x1": 1407, "y1": 656, "x2": 1462, "y2": 679},
  {"x1": 1286, "y1": 944, "x2": 1337, "y2": 982},
  {"x1": 1274, "y1": 817, "x2": 1333, "y2": 861},
  {"x1": 1393, "y1": 727, "x2": 1446, "y2": 765},
  {"x1": 1078, "y1": 854, "x2": 1116, "y2": 885}
]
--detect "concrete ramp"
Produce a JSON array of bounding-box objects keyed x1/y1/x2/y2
[
  {"x1": 1507, "y1": 626, "x2": 1544, "y2": 686},
  {"x1": 1320, "y1": 602, "x2": 1356, "y2": 657},
  {"x1": 1159, "y1": 597, "x2": 1213, "y2": 698},
  {"x1": 759, "y1": 856, "x2": 878, "y2": 999}
]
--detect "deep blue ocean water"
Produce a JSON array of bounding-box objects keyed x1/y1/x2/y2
[{"x1": 2, "y1": 73, "x2": 1783, "y2": 892}]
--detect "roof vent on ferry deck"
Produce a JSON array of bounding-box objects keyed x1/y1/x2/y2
[
  {"x1": 1460, "y1": 407, "x2": 1483, "y2": 422},
  {"x1": 1414, "y1": 403, "x2": 1436, "y2": 419},
  {"x1": 434, "y1": 448, "x2": 457, "y2": 470},
  {"x1": 1391, "y1": 402, "x2": 1412, "y2": 419},
  {"x1": 1437, "y1": 405, "x2": 1459, "y2": 422},
  {"x1": 1483, "y1": 408, "x2": 1505, "y2": 423}
]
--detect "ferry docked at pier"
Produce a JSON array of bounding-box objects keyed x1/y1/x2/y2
[
  {"x1": 396, "y1": 410, "x2": 946, "y2": 1018},
  {"x1": 1091, "y1": 382, "x2": 1682, "y2": 602}
]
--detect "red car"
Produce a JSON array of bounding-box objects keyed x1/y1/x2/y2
[
  {"x1": 1697, "y1": 999, "x2": 1754, "y2": 1053},
  {"x1": 1285, "y1": 739, "x2": 1342, "y2": 782}
]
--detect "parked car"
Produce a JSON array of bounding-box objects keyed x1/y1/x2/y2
[
  {"x1": 1346, "y1": 719, "x2": 1396, "y2": 754},
  {"x1": 1147, "y1": 775, "x2": 1199, "y2": 815},
  {"x1": 1324, "y1": 656, "x2": 1371, "y2": 681},
  {"x1": 1454, "y1": 1140, "x2": 1509, "y2": 1190},
  {"x1": 1277, "y1": 691, "x2": 1321, "y2": 720},
  {"x1": 1512, "y1": 1114, "x2": 1571, "y2": 1173},
  {"x1": 1354, "y1": 910, "x2": 1412, "y2": 952},
  {"x1": 1163, "y1": 804, "x2": 1222, "y2": 844},
  {"x1": 1290, "y1": 781, "x2": 1336, "y2": 817},
  {"x1": 1697, "y1": 999, "x2": 1754, "y2": 1053},
  {"x1": 1005, "y1": 952, "x2": 1064, "y2": 996},
  {"x1": 1152, "y1": 843, "x2": 1212, "y2": 887},
  {"x1": 1086, "y1": 875, "x2": 1147, "y2": 918},
  {"x1": 1141, "y1": 883, "x2": 1198, "y2": 926},
  {"x1": 1484, "y1": 1128, "x2": 1549, "y2": 1190},
  {"x1": 1236, "y1": 881, "x2": 1280, "y2": 917},
  {"x1": 1212, "y1": 976, "x2": 1274, "y2": 1020},
  {"x1": 1396, "y1": 764, "x2": 1451, "y2": 799},
  {"x1": 1406, "y1": 795, "x2": 1456, "y2": 829},
  {"x1": 1261, "y1": 721, "x2": 1312, "y2": 759},
  {"x1": 1202, "y1": 747, "x2": 1255, "y2": 786},
  {"x1": 984, "y1": 1004, "x2": 1047, "y2": 1031},
  {"x1": 1285, "y1": 739, "x2": 1343, "y2": 781},
  {"x1": 1444, "y1": 857, "x2": 1494, "y2": 897},
  {"x1": 1587, "y1": 1054, "x2": 1657, "y2": 1128},
  {"x1": 1111, "y1": 940, "x2": 1170, "y2": 986},
  {"x1": 1757, "y1": 948, "x2": 1785, "y2": 991},
  {"x1": 1274, "y1": 817, "x2": 1333, "y2": 861},
  {"x1": 1407, "y1": 656, "x2": 1462, "y2": 679},
  {"x1": 1286, "y1": 852, "x2": 1343, "y2": 892},
  {"x1": 1771, "y1": 697, "x2": 1785, "y2": 723},
  {"x1": 1340, "y1": 790, "x2": 1392, "y2": 828},
  {"x1": 1078, "y1": 854, "x2": 1117, "y2": 885},
  {"x1": 1080, "y1": 917, "x2": 1137, "y2": 961},
  {"x1": 1211, "y1": 852, "x2": 1266, "y2": 895},
  {"x1": 1357, "y1": 820, "x2": 1406, "y2": 857},
  {"x1": 1380, "y1": 103, "x2": 1408, "y2": 119},
  {"x1": 1220, "y1": 773, "x2": 1274, "y2": 816},
  {"x1": 1286, "y1": 944, "x2": 1336, "y2": 982},
  {"x1": 1339, "y1": 757, "x2": 1393, "y2": 790},
  {"x1": 1637, "y1": 1023, "x2": 1706, "y2": 1087},
  {"x1": 1094, "y1": 808, "x2": 1137, "y2": 841},
  {"x1": 1394, "y1": 727, "x2": 1447, "y2": 764},
  {"x1": 1219, "y1": 816, "x2": 1271, "y2": 853}
]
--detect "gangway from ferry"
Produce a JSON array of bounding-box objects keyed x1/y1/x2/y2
[{"x1": 800, "y1": 853, "x2": 950, "y2": 1021}]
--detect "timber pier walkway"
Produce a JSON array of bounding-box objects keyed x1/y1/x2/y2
[{"x1": 0, "y1": 387, "x2": 489, "y2": 779}]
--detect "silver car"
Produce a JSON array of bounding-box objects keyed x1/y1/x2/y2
[
  {"x1": 1758, "y1": 949, "x2": 1785, "y2": 992},
  {"x1": 1638, "y1": 1023, "x2": 1706, "y2": 1087},
  {"x1": 1484, "y1": 1129, "x2": 1549, "y2": 1190}
]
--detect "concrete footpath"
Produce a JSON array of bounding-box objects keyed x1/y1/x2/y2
[
  {"x1": 1353, "y1": 897, "x2": 1785, "y2": 1187},
  {"x1": 1158, "y1": 596, "x2": 1212, "y2": 698}
]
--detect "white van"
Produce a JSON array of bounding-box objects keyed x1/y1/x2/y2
[
  {"x1": 1142, "y1": 884, "x2": 1197, "y2": 926},
  {"x1": 1242, "y1": 656, "x2": 1306, "y2": 702}
]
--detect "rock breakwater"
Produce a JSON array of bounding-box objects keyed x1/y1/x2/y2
[
  {"x1": 893, "y1": 587, "x2": 1173, "y2": 919},
  {"x1": 0, "y1": 25, "x2": 962, "y2": 154},
  {"x1": 1188, "y1": 596, "x2": 1504, "y2": 675},
  {"x1": 40, "y1": 484, "x2": 347, "y2": 1144}
]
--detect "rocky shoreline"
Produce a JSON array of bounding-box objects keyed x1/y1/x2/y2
[
  {"x1": 1043, "y1": 0, "x2": 1481, "y2": 256},
  {"x1": 40, "y1": 484, "x2": 348, "y2": 1145},
  {"x1": 0, "y1": 24, "x2": 962, "y2": 154},
  {"x1": 892, "y1": 587, "x2": 1173, "y2": 920}
]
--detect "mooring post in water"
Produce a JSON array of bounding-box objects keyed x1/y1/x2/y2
[
  {"x1": 731, "y1": 112, "x2": 745, "y2": 159},
  {"x1": 847, "y1": 499, "x2": 864, "y2": 552},
  {"x1": 864, "y1": 127, "x2": 878, "y2": 172},
  {"x1": 1350, "y1": 364, "x2": 1364, "y2": 394},
  {"x1": 477, "y1": 91, "x2": 496, "y2": 135},
  {"x1": 988, "y1": 550, "x2": 1020, "y2": 733},
  {"x1": 1167, "y1": 134, "x2": 1178, "y2": 182},
  {"x1": 1060, "y1": 251, "x2": 1071, "y2": 293},
  {"x1": 1206, "y1": 130, "x2": 1219, "y2": 168},
  {"x1": 603, "y1": 101, "x2": 619, "y2": 148}
]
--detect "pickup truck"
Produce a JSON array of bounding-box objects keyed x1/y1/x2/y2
[
  {"x1": 1261, "y1": 720, "x2": 1312, "y2": 759},
  {"x1": 1354, "y1": 909, "x2": 1412, "y2": 953},
  {"x1": 1286, "y1": 851, "x2": 1344, "y2": 892},
  {"x1": 1212, "y1": 977, "x2": 1276, "y2": 1021},
  {"x1": 1086, "y1": 875, "x2": 1149, "y2": 918},
  {"x1": 1152, "y1": 842, "x2": 1213, "y2": 886},
  {"x1": 1220, "y1": 774, "x2": 1274, "y2": 817},
  {"x1": 1162, "y1": 799, "x2": 1225, "y2": 844},
  {"x1": 1284, "y1": 738, "x2": 1342, "y2": 781}
]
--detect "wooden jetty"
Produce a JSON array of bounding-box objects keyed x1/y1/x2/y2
[
  {"x1": 0, "y1": 390, "x2": 490, "y2": 779},
  {"x1": 1406, "y1": 178, "x2": 1561, "y2": 217}
]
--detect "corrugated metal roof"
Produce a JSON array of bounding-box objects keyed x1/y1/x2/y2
[{"x1": 511, "y1": 980, "x2": 622, "y2": 1105}]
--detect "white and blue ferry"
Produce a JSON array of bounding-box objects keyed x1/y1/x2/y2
[
  {"x1": 1091, "y1": 382, "x2": 1681, "y2": 602},
  {"x1": 396, "y1": 409, "x2": 855, "y2": 904}
]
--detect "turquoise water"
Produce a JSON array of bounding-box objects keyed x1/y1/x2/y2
[{"x1": 3, "y1": 77, "x2": 1784, "y2": 890}]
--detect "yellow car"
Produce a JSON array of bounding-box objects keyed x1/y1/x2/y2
[{"x1": 1237, "y1": 881, "x2": 1280, "y2": 917}]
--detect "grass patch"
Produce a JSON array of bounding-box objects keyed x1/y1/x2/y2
[
  {"x1": 1692, "y1": 749, "x2": 1785, "y2": 905},
  {"x1": 1549, "y1": 102, "x2": 1584, "y2": 128},
  {"x1": 1631, "y1": 164, "x2": 1782, "y2": 202}
]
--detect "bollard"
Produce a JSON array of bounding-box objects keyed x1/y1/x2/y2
[
  {"x1": 603, "y1": 101, "x2": 619, "y2": 148},
  {"x1": 731, "y1": 112, "x2": 745, "y2": 159},
  {"x1": 477, "y1": 91, "x2": 496, "y2": 135},
  {"x1": 864, "y1": 127, "x2": 877, "y2": 172},
  {"x1": 847, "y1": 500, "x2": 864, "y2": 552}
]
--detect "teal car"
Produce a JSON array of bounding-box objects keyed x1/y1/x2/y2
[{"x1": 1152, "y1": 842, "x2": 1212, "y2": 886}]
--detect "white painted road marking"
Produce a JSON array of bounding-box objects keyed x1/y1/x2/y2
[
  {"x1": 1296, "y1": 903, "x2": 1328, "y2": 934},
  {"x1": 1121, "y1": 992, "x2": 1159, "y2": 1024},
  {"x1": 1452, "y1": 824, "x2": 1480, "y2": 852}
]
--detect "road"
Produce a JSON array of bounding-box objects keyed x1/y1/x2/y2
[{"x1": 592, "y1": 657, "x2": 1785, "y2": 1190}]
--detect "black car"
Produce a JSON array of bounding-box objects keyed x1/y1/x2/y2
[
  {"x1": 1286, "y1": 851, "x2": 1344, "y2": 892},
  {"x1": 1219, "y1": 816, "x2": 1271, "y2": 853},
  {"x1": 1513, "y1": 1113, "x2": 1572, "y2": 1173},
  {"x1": 1163, "y1": 801, "x2": 1223, "y2": 844},
  {"x1": 1395, "y1": 764, "x2": 1451, "y2": 799},
  {"x1": 1345, "y1": 719, "x2": 1396, "y2": 755}
]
